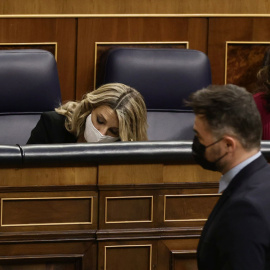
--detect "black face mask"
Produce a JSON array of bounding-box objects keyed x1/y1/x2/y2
[{"x1": 192, "y1": 136, "x2": 227, "y2": 171}]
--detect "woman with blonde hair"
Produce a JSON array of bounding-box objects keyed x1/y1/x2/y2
[{"x1": 27, "y1": 83, "x2": 148, "y2": 144}]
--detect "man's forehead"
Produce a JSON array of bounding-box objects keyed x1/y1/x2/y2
[
  {"x1": 194, "y1": 114, "x2": 206, "y2": 126},
  {"x1": 194, "y1": 114, "x2": 210, "y2": 132}
]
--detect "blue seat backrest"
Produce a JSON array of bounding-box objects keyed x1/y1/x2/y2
[
  {"x1": 103, "y1": 48, "x2": 212, "y2": 140},
  {"x1": 0, "y1": 49, "x2": 61, "y2": 145}
]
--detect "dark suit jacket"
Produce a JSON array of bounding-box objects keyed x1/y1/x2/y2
[
  {"x1": 27, "y1": 111, "x2": 77, "y2": 144},
  {"x1": 197, "y1": 155, "x2": 270, "y2": 270}
]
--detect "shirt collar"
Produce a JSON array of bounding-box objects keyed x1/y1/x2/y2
[{"x1": 218, "y1": 151, "x2": 261, "y2": 193}]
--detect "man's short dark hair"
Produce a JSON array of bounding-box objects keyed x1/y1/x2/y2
[{"x1": 186, "y1": 84, "x2": 262, "y2": 150}]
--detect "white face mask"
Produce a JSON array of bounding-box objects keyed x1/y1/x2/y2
[{"x1": 84, "y1": 114, "x2": 119, "y2": 143}]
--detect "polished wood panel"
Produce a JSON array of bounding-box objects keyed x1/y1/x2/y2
[
  {"x1": 99, "y1": 164, "x2": 220, "y2": 185},
  {"x1": 2, "y1": 197, "x2": 92, "y2": 226},
  {"x1": 157, "y1": 239, "x2": 199, "y2": 270},
  {"x1": 0, "y1": 190, "x2": 98, "y2": 233},
  {"x1": 163, "y1": 164, "x2": 221, "y2": 183},
  {"x1": 172, "y1": 252, "x2": 197, "y2": 270},
  {"x1": 0, "y1": 167, "x2": 97, "y2": 186},
  {"x1": 98, "y1": 164, "x2": 164, "y2": 185},
  {"x1": 98, "y1": 185, "x2": 218, "y2": 230},
  {"x1": 0, "y1": 260, "x2": 79, "y2": 270},
  {"x1": 164, "y1": 194, "x2": 219, "y2": 221},
  {"x1": 0, "y1": 17, "x2": 269, "y2": 101},
  {"x1": 1, "y1": 0, "x2": 270, "y2": 15},
  {"x1": 99, "y1": 189, "x2": 159, "y2": 230},
  {"x1": 208, "y1": 18, "x2": 270, "y2": 86},
  {"x1": 0, "y1": 242, "x2": 96, "y2": 270},
  {"x1": 98, "y1": 241, "x2": 156, "y2": 270},
  {"x1": 105, "y1": 196, "x2": 153, "y2": 223},
  {"x1": 76, "y1": 17, "x2": 208, "y2": 99},
  {"x1": 0, "y1": 162, "x2": 218, "y2": 269},
  {"x1": 159, "y1": 239, "x2": 198, "y2": 270},
  {"x1": 105, "y1": 245, "x2": 152, "y2": 270},
  {"x1": 0, "y1": 18, "x2": 76, "y2": 101}
]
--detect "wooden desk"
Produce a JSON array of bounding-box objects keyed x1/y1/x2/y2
[{"x1": 0, "y1": 141, "x2": 228, "y2": 270}]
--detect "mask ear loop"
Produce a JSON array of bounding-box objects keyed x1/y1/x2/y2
[
  {"x1": 213, "y1": 151, "x2": 228, "y2": 164},
  {"x1": 205, "y1": 137, "x2": 224, "y2": 149},
  {"x1": 206, "y1": 137, "x2": 228, "y2": 166}
]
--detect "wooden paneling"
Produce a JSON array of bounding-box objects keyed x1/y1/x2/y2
[
  {"x1": 208, "y1": 18, "x2": 270, "y2": 86},
  {"x1": 0, "y1": 242, "x2": 96, "y2": 270},
  {"x1": 76, "y1": 17, "x2": 208, "y2": 99},
  {"x1": 1, "y1": 197, "x2": 93, "y2": 226},
  {"x1": 164, "y1": 194, "x2": 219, "y2": 221},
  {"x1": 98, "y1": 186, "x2": 218, "y2": 230},
  {"x1": 0, "y1": 163, "x2": 219, "y2": 269},
  {"x1": 0, "y1": 167, "x2": 97, "y2": 186},
  {"x1": 0, "y1": 18, "x2": 76, "y2": 101},
  {"x1": 1, "y1": 0, "x2": 270, "y2": 15},
  {"x1": 171, "y1": 252, "x2": 197, "y2": 270},
  {"x1": 99, "y1": 241, "x2": 156, "y2": 270},
  {"x1": 104, "y1": 244, "x2": 152, "y2": 270},
  {"x1": 98, "y1": 164, "x2": 164, "y2": 185},
  {"x1": 0, "y1": 190, "x2": 98, "y2": 233},
  {"x1": 98, "y1": 164, "x2": 220, "y2": 185},
  {"x1": 1, "y1": 13, "x2": 270, "y2": 270},
  {"x1": 158, "y1": 239, "x2": 199, "y2": 270},
  {"x1": 105, "y1": 196, "x2": 153, "y2": 223},
  {"x1": 99, "y1": 189, "x2": 158, "y2": 230},
  {"x1": 0, "y1": 261, "x2": 79, "y2": 270},
  {"x1": 2, "y1": 17, "x2": 270, "y2": 101}
]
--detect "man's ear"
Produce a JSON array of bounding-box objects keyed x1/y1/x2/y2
[{"x1": 223, "y1": 136, "x2": 236, "y2": 152}]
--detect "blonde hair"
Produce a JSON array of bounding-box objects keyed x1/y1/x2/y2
[{"x1": 56, "y1": 83, "x2": 148, "y2": 141}]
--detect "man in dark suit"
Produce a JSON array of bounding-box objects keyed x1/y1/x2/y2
[{"x1": 186, "y1": 84, "x2": 270, "y2": 269}]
